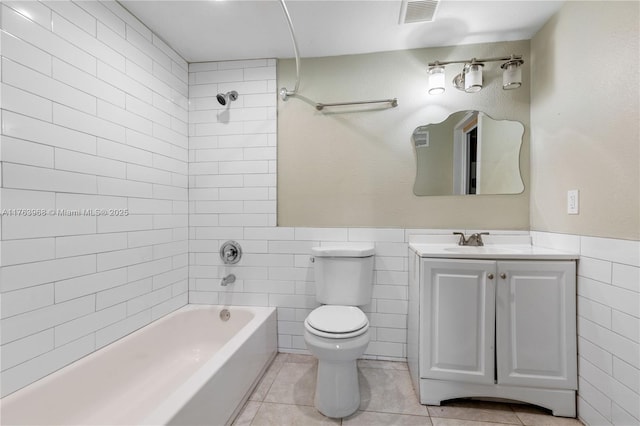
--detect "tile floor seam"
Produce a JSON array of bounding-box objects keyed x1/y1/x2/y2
[
  {"x1": 509, "y1": 406, "x2": 525, "y2": 426},
  {"x1": 359, "y1": 407, "x2": 431, "y2": 416}
]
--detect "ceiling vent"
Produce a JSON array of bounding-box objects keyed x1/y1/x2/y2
[{"x1": 400, "y1": 0, "x2": 440, "y2": 24}]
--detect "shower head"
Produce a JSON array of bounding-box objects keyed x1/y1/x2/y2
[{"x1": 216, "y1": 91, "x2": 238, "y2": 106}]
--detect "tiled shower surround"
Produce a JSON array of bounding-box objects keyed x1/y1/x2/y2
[
  {"x1": 0, "y1": 1, "x2": 189, "y2": 396},
  {"x1": 0, "y1": 3, "x2": 637, "y2": 426}
]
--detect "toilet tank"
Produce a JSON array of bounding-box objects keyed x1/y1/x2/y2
[{"x1": 311, "y1": 245, "x2": 375, "y2": 306}]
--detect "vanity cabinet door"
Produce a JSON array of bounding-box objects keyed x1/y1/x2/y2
[
  {"x1": 420, "y1": 259, "x2": 496, "y2": 384},
  {"x1": 496, "y1": 261, "x2": 577, "y2": 390}
]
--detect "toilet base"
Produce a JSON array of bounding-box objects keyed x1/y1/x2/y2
[
  {"x1": 304, "y1": 327, "x2": 370, "y2": 418},
  {"x1": 315, "y1": 359, "x2": 360, "y2": 418}
]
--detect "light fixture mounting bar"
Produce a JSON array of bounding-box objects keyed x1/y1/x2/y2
[{"x1": 428, "y1": 54, "x2": 523, "y2": 67}]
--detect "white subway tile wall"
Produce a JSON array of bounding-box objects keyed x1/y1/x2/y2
[
  {"x1": 532, "y1": 232, "x2": 640, "y2": 426},
  {"x1": 0, "y1": 1, "x2": 189, "y2": 396}
]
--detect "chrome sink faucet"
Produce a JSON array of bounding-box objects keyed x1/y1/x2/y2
[{"x1": 453, "y1": 232, "x2": 489, "y2": 246}]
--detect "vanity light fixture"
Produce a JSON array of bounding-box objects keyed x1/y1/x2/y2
[
  {"x1": 427, "y1": 54, "x2": 524, "y2": 94},
  {"x1": 463, "y1": 61, "x2": 484, "y2": 93},
  {"x1": 427, "y1": 63, "x2": 446, "y2": 94},
  {"x1": 501, "y1": 55, "x2": 524, "y2": 90}
]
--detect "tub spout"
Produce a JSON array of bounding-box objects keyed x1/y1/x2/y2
[{"x1": 221, "y1": 274, "x2": 236, "y2": 286}]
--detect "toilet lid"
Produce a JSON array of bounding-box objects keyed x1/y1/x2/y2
[{"x1": 306, "y1": 306, "x2": 368, "y2": 334}]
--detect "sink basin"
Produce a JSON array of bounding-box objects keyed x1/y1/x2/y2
[{"x1": 443, "y1": 246, "x2": 521, "y2": 254}]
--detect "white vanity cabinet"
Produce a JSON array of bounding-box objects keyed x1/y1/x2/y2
[{"x1": 408, "y1": 243, "x2": 578, "y2": 417}]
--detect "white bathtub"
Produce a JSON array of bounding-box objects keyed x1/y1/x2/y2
[{"x1": 1, "y1": 305, "x2": 277, "y2": 426}]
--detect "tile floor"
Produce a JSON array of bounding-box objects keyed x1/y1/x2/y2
[{"x1": 233, "y1": 354, "x2": 584, "y2": 426}]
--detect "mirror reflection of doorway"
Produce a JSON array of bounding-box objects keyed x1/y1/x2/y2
[
  {"x1": 466, "y1": 126, "x2": 477, "y2": 194},
  {"x1": 453, "y1": 112, "x2": 479, "y2": 195}
]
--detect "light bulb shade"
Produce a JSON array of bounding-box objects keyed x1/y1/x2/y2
[
  {"x1": 464, "y1": 64, "x2": 483, "y2": 93},
  {"x1": 502, "y1": 61, "x2": 522, "y2": 90},
  {"x1": 428, "y1": 66, "x2": 446, "y2": 95}
]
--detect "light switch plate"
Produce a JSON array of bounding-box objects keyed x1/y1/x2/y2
[{"x1": 567, "y1": 190, "x2": 579, "y2": 215}]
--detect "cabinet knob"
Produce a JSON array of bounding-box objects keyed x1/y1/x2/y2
[
  {"x1": 487, "y1": 273, "x2": 494, "y2": 280},
  {"x1": 500, "y1": 273, "x2": 507, "y2": 279}
]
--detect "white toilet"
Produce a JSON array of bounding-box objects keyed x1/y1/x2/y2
[{"x1": 303, "y1": 245, "x2": 375, "y2": 418}]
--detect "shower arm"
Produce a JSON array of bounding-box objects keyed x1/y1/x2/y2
[{"x1": 278, "y1": 0, "x2": 300, "y2": 101}]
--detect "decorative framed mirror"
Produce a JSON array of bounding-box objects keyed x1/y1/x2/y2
[{"x1": 412, "y1": 111, "x2": 524, "y2": 196}]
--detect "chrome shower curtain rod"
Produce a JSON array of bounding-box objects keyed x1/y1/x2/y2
[
  {"x1": 278, "y1": 0, "x2": 300, "y2": 101},
  {"x1": 277, "y1": 0, "x2": 398, "y2": 113}
]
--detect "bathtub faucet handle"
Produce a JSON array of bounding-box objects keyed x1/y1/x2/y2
[{"x1": 220, "y1": 241, "x2": 242, "y2": 264}]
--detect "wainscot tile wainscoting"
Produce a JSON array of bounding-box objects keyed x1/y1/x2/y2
[{"x1": 532, "y1": 232, "x2": 639, "y2": 426}]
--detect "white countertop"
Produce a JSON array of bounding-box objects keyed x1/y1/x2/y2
[{"x1": 408, "y1": 234, "x2": 579, "y2": 260}]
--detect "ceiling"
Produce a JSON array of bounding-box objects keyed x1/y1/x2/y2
[{"x1": 119, "y1": 0, "x2": 564, "y2": 63}]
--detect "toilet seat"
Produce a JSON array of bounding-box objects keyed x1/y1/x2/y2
[{"x1": 305, "y1": 305, "x2": 369, "y2": 339}]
